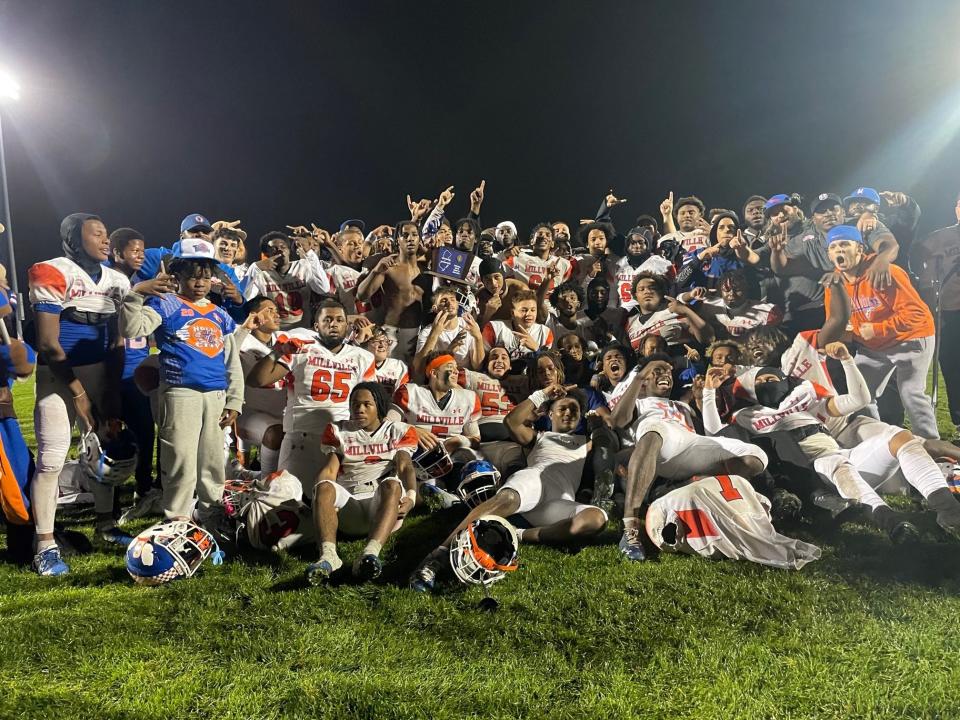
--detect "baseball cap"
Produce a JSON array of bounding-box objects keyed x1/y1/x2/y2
[
  {"x1": 173, "y1": 238, "x2": 217, "y2": 260},
  {"x1": 843, "y1": 187, "x2": 881, "y2": 207},
  {"x1": 479, "y1": 257, "x2": 504, "y2": 277},
  {"x1": 824, "y1": 225, "x2": 864, "y2": 247},
  {"x1": 763, "y1": 194, "x2": 792, "y2": 217},
  {"x1": 180, "y1": 213, "x2": 213, "y2": 234},
  {"x1": 339, "y1": 219, "x2": 365, "y2": 233},
  {"x1": 810, "y1": 193, "x2": 843, "y2": 214}
]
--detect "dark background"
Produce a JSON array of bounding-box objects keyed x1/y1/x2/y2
[{"x1": 1, "y1": 0, "x2": 958, "y2": 287}]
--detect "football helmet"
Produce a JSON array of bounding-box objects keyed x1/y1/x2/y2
[
  {"x1": 126, "y1": 520, "x2": 224, "y2": 585},
  {"x1": 79, "y1": 429, "x2": 138, "y2": 487},
  {"x1": 457, "y1": 460, "x2": 502, "y2": 508},
  {"x1": 453, "y1": 285, "x2": 478, "y2": 317},
  {"x1": 937, "y1": 461, "x2": 960, "y2": 495},
  {"x1": 412, "y1": 444, "x2": 454, "y2": 483},
  {"x1": 450, "y1": 515, "x2": 519, "y2": 587}
]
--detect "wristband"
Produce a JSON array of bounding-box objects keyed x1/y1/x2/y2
[
  {"x1": 403, "y1": 489, "x2": 417, "y2": 503},
  {"x1": 72, "y1": 391, "x2": 87, "y2": 400},
  {"x1": 528, "y1": 390, "x2": 549, "y2": 408}
]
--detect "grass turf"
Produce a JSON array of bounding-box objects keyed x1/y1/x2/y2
[{"x1": 1, "y1": 377, "x2": 959, "y2": 719}]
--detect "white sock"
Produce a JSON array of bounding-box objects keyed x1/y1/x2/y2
[
  {"x1": 35, "y1": 537, "x2": 57, "y2": 553},
  {"x1": 320, "y1": 542, "x2": 342, "y2": 570},
  {"x1": 362, "y1": 539, "x2": 383, "y2": 557},
  {"x1": 515, "y1": 528, "x2": 526, "y2": 543},
  {"x1": 260, "y1": 446, "x2": 280, "y2": 476},
  {"x1": 896, "y1": 438, "x2": 947, "y2": 498},
  {"x1": 30, "y1": 471, "x2": 59, "y2": 537},
  {"x1": 833, "y1": 463, "x2": 885, "y2": 509}
]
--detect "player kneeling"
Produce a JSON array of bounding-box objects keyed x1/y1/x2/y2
[
  {"x1": 410, "y1": 385, "x2": 606, "y2": 592},
  {"x1": 646, "y1": 475, "x2": 821, "y2": 569},
  {"x1": 306, "y1": 382, "x2": 419, "y2": 584}
]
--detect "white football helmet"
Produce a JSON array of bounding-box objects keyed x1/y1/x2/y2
[
  {"x1": 450, "y1": 515, "x2": 519, "y2": 586},
  {"x1": 126, "y1": 520, "x2": 224, "y2": 585},
  {"x1": 80, "y1": 429, "x2": 138, "y2": 487}
]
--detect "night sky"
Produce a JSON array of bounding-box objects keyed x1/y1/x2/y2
[{"x1": 1, "y1": 0, "x2": 958, "y2": 285}]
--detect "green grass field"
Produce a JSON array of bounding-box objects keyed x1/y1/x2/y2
[{"x1": 2, "y1": 378, "x2": 960, "y2": 720}]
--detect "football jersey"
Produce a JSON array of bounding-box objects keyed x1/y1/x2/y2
[
  {"x1": 624, "y1": 308, "x2": 689, "y2": 350},
  {"x1": 239, "y1": 331, "x2": 286, "y2": 417},
  {"x1": 373, "y1": 357, "x2": 409, "y2": 395},
  {"x1": 482, "y1": 320, "x2": 554, "y2": 360},
  {"x1": 645, "y1": 475, "x2": 821, "y2": 569},
  {"x1": 28, "y1": 257, "x2": 130, "y2": 366},
  {"x1": 611, "y1": 254, "x2": 676, "y2": 310},
  {"x1": 244, "y1": 250, "x2": 331, "y2": 329},
  {"x1": 731, "y1": 380, "x2": 832, "y2": 435},
  {"x1": 702, "y1": 297, "x2": 782, "y2": 339},
  {"x1": 416, "y1": 318, "x2": 478, "y2": 369},
  {"x1": 503, "y1": 252, "x2": 572, "y2": 290},
  {"x1": 327, "y1": 263, "x2": 375, "y2": 315},
  {"x1": 319, "y1": 419, "x2": 419, "y2": 494},
  {"x1": 526, "y1": 431, "x2": 589, "y2": 496},
  {"x1": 458, "y1": 369, "x2": 515, "y2": 424},
  {"x1": 658, "y1": 229, "x2": 709, "y2": 255},
  {"x1": 146, "y1": 295, "x2": 236, "y2": 391},
  {"x1": 393, "y1": 383, "x2": 481, "y2": 438},
  {"x1": 276, "y1": 329, "x2": 377, "y2": 433}
]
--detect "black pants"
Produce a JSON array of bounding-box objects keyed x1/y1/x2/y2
[
  {"x1": 941, "y1": 310, "x2": 960, "y2": 427},
  {"x1": 120, "y1": 377, "x2": 156, "y2": 494}
]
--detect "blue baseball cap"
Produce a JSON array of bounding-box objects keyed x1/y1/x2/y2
[
  {"x1": 339, "y1": 219, "x2": 365, "y2": 233},
  {"x1": 763, "y1": 194, "x2": 792, "y2": 217},
  {"x1": 824, "y1": 225, "x2": 864, "y2": 247},
  {"x1": 180, "y1": 213, "x2": 213, "y2": 234},
  {"x1": 843, "y1": 187, "x2": 881, "y2": 207}
]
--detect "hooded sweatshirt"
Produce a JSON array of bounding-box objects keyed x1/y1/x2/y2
[{"x1": 60, "y1": 213, "x2": 105, "y2": 278}]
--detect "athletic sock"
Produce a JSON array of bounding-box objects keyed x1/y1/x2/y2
[
  {"x1": 896, "y1": 438, "x2": 948, "y2": 498},
  {"x1": 362, "y1": 539, "x2": 382, "y2": 558},
  {"x1": 320, "y1": 542, "x2": 343, "y2": 571},
  {"x1": 35, "y1": 538, "x2": 57, "y2": 554},
  {"x1": 259, "y1": 446, "x2": 280, "y2": 476}
]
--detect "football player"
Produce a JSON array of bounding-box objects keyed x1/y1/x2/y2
[
  {"x1": 359, "y1": 324, "x2": 409, "y2": 395},
  {"x1": 307, "y1": 383, "x2": 419, "y2": 583},
  {"x1": 624, "y1": 272, "x2": 713, "y2": 353},
  {"x1": 247, "y1": 298, "x2": 376, "y2": 497},
  {"x1": 410, "y1": 385, "x2": 606, "y2": 591},
  {"x1": 482, "y1": 289, "x2": 554, "y2": 360}
]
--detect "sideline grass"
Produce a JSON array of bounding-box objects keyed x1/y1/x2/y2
[{"x1": 1, "y1": 377, "x2": 959, "y2": 719}]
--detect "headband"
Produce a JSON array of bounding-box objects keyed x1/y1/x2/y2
[{"x1": 426, "y1": 354, "x2": 456, "y2": 375}]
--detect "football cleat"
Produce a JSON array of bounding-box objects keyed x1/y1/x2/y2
[
  {"x1": 306, "y1": 560, "x2": 336, "y2": 586},
  {"x1": 353, "y1": 554, "x2": 383, "y2": 582},
  {"x1": 810, "y1": 489, "x2": 856, "y2": 519},
  {"x1": 769, "y1": 488, "x2": 803, "y2": 521},
  {"x1": 871, "y1": 506, "x2": 920, "y2": 544},
  {"x1": 99, "y1": 526, "x2": 135, "y2": 547},
  {"x1": 410, "y1": 548, "x2": 447, "y2": 593},
  {"x1": 618, "y1": 525, "x2": 647, "y2": 562},
  {"x1": 420, "y1": 483, "x2": 462, "y2": 510},
  {"x1": 32, "y1": 547, "x2": 70, "y2": 577}
]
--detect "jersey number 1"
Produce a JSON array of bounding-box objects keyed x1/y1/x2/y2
[{"x1": 715, "y1": 474, "x2": 742, "y2": 502}]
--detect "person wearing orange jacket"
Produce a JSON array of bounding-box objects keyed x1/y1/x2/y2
[{"x1": 823, "y1": 225, "x2": 938, "y2": 439}]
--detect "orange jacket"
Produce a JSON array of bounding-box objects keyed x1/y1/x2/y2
[{"x1": 825, "y1": 254, "x2": 934, "y2": 350}]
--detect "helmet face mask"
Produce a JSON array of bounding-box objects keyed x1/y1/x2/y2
[
  {"x1": 126, "y1": 520, "x2": 223, "y2": 585},
  {"x1": 80, "y1": 429, "x2": 138, "y2": 487},
  {"x1": 449, "y1": 515, "x2": 519, "y2": 587},
  {"x1": 457, "y1": 460, "x2": 502, "y2": 509},
  {"x1": 412, "y1": 444, "x2": 454, "y2": 483}
]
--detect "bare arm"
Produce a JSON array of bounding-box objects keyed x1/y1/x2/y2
[
  {"x1": 246, "y1": 348, "x2": 291, "y2": 388},
  {"x1": 818, "y1": 273, "x2": 852, "y2": 348},
  {"x1": 607, "y1": 372, "x2": 642, "y2": 429},
  {"x1": 355, "y1": 255, "x2": 397, "y2": 301}
]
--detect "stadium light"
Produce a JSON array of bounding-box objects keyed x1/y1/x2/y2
[{"x1": 0, "y1": 68, "x2": 22, "y2": 337}]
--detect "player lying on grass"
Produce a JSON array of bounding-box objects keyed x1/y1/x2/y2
[
  {"x1": 306, "y1": 382, "x2": 419, "y2": 584},
  {"x1": 409, "y1": 385, "x2": 607, "y2": 592}
]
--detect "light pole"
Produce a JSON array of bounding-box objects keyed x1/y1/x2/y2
[{"x1": 0, "y1": 69, "x2": 21, "y2": 338}]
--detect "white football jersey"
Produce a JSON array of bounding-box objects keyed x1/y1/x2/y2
[
  {"x1": 416, "y1": 317, "x2": 478, "y2": 369},
  {"x1": 703, "y1": 297, "x2": 783, "y2": 339},
  {"x1": 526, "y1": 431, "x2": 589, "y2": 497},
  {"x1": 29, "y1": 256, "x2": 130, "y2": 315},
  {"x1": 244, "y1": 250, "x2": 331, "y2": 329},
  {"x1": 458, "y1": 369, "x2": 515, "y2": 425},
  {"x1": 645, "y1": 475, "x2": 821, "y2": 569},
  {"x1": 393, "y1": 383, "x2": 481, "y2": 438},
  {"x1": 276, "y1": 329, "x2": 377, "y2": 433},
  {"x1": 482, "y1": 320, "x2": 554, "y2": 359},
  {"x1": 320, "y1": 419, "x2": 419, "y2": 494},
  {"x1": 624, "y1": 308, "x2": 690, "y2": 350},
  {"x1": 731, "y1": 380, "x2": 833, "y2": 435},
  {"x1": 658, "y1": 229, "x2": 708, "y2": 254},
  {"x1": 239, "y1": 331, "x2": 286, "y2": 417},
  {"x1": 503, "y1": 252, "x2": 572, "y2": 290},
  {"x1": 634, "y1": 397, "x2": 697, "y2": 432},
  {"x1": 611, "y1": 254, "x2": 675, "y2": 309},
  {"x1": 327, "y1": 264, "x2": 377, "y2": 315},
  {"x1": 373, "y1": 357, "x2": 409, "y2": 395}
]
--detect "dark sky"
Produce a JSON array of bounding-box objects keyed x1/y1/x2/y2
[{"x1": 1, "y1": 0, "x2": 958, "y2": 286}]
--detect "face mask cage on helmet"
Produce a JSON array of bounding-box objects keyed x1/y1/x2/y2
[
  {"x1": 126, "y1": 520, "x2": 223, "y2": 585},
  {"x1": 452, "y1": 285, "x2": 478, "y2": 317},
  {"x1": 450, "y1": 515, "x2": 519, "y2": 587},
  {"x1": 412, "y1": 444, "x2": 454, "y2": 483},
  {"x1": 222, "y1": 476, "x2": 257, "y2": 518},
  {"x1": 937, "y1": 461, "x2": 960, "y2": 495},
  {"x1": 80, "y1": 430, "x2": 138, "y2": 487},
  {"x1": 457, "y1": 461, "x2": 502, "y2": 509}
]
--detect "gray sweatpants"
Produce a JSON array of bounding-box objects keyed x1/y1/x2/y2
[
  {"x1": 855, "y1": 336, "x2": 938, "y2": 439},
  {"x1": 157, "y1": 384, "x2": 227, "y2": 520}
]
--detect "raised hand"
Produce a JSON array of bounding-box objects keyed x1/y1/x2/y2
[
  {"x1": 605, "y1": 189, "x2": 627, "y2": 208},
  {"x1": 856, "y1": 211, "x2": 877, "y2": 234},
  {"x1": 286, "y1": 225, "x2": 311, "y2": 237},
  {"x1": 133, "y1": 272, "x2": 176, "y2": 297},
  {"x1": 704, "y1": 366, "x2": 732, "y2": 389},
  {"x1": 438, "y1": 185, "x2": 455, "y2": 209},
  {"x1": 683, "y1": 344, "x2": 701, "y2": 362},
  {"x1": 823, "y1": 342, "x2": 851, "y2": 360},
  {"x1": 879, "y1": 191, "x2": 907, "y2": 207},
  {"x1": 470, "y1": 180, "x2": 486, "y2": 212},
  {"x1": 374, "y1": 253, "x2": 400, "y2": 274},
  {"x1": 660, "y1": 191, "x2": 674, "y2": 220}
]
